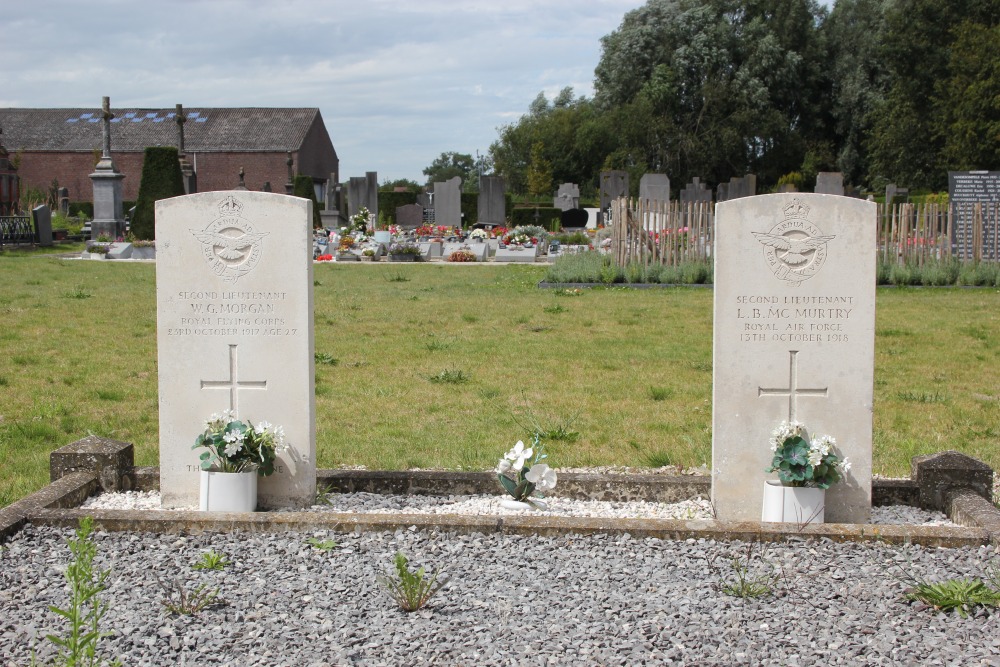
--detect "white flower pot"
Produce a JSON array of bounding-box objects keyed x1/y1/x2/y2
[
  {"x1": 499, "y1": 498, "x2": 549, "y2": 511},
  {"x1": 199, "y1": 470, "x2": 258, "y2": 512},
  {"x1": 761, "y1": 480, "x2": 825, "y2": 523}
]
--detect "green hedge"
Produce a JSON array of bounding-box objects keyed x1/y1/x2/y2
[
  {"x1": 131, "y1": 147, "x2": 185, "y2": 240},
  {"x1": 69, "y1": 202, "x2": 94, "y2": 219},
  {"x1": 512, "y1": 206, "x2": 561, "y2": 231},
  {"x1": 377, "y1": 191, "x2": 419, "y2": 225}
]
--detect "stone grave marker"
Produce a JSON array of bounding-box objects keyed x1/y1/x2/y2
[
  {"x1": 32, "y1": 205, "x2": 53, "y2": 247},
  {"x1": 712, "y1": 193, "x2": 876, "y2": 523},
  {"x1": 494, "y1": 244, "x2": 540, "y2": 263},
  {"x1": 478, "y1": 175, "x2": 506, "y2": 226},
  {"x1": 814, "y1": 172, "x2": 844, "y2": 196},
  {"x1": 347, "y1": 172, "x2": 378, "y2": 219},
  {"x1": 718, "y1": 174, "x2": 757, "y2": 202},
  {"x1": 433, "y1": 176, "x2": 462, "y2": 229},
  {"x1": 419, "y1": 240, "x2": 443, "y2": 260},
  {"x1": 396, "y1": 203, "x2": 423, "y2": 230},
  {"x1": 442, "y1": 241, "x2": 488, "y2": 261},
  {"x1": 155, "y1": 192, "x2": 316, "y2": 509},
  {"x1": 599, "y1": 170, "x2": 629, "y2": 213},
  {"x1": 680, "y1": 178, "x2": 713, "y2": 204},
  {"x1": 554, "y1": 183, "x2": 580, "y2": 211},
  {"x1": 639, "y1": 174, "x2": 671, "y2": 203},
  {"x1": 89, "y1": 96, "x2": 126, "y2": 239}
]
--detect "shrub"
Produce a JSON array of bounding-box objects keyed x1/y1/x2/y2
[
  {"x1": 130, "y1": 147, "x2": 185, "y2": 240},
  {"x1": 293, "y1": 175, "x2": 322, "y2": 228}
]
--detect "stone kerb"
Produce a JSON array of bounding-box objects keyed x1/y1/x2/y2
[
  {"x1": 912, "y1": 450, "x2": 994, "y2": 511},
  {"x1": 50, "y1": 435, "x2": 135, "y2": 492},
  {"x1": 155, "y1": 191, "x2": 316, "y2": 509},
  {"x1": 712, "y1": 194, "x2": 877, "y2": 523}
]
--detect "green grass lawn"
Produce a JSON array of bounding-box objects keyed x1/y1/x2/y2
[{"x1": 1, "y1": 256, "x2": 998, "y2": 507}]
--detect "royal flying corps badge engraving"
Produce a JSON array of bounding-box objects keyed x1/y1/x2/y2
[
  {"x1": 752, "y1": 198, "x2": 835, "y2": 286},
  {"x1": 190, "y1": 196, "x2": 269, "y2": 283}
]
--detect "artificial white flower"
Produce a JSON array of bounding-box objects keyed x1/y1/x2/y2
[
  {"x1": 224, "y1": 440, "x2": 242, "y2": 457},
  {"x1": 255, "y1": 420, "x2": 272, "y2": 435},
  {"x1": 841, "y1": 458, "x2": 852, "y2": 472},
  {"x1": 497, "y1": 459, "x2": 512, "y2": 474},
  {"x1": 504, "y1": 440, "x2": 533, "y2": 469},
  {"x1": 525, "y1": 463, "x2": 557, "y2": 491}
]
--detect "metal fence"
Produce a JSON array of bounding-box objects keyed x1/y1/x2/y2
[{"x1": 0, "y1": 215, "x2": 35, "y2": 248}]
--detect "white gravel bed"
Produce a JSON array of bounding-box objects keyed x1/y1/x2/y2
[{"x1": 80, "y1": 490, "x2": 956, "y2": 525}]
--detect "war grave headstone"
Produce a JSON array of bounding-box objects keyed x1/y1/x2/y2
[
  {"x1": 814, "y1": 172, "x2": 845, "y2": 196},
  {"x1": 155, "y1": 192, "x2": 316, "y2": 509},
  {"x1": 433, "y1": 176, "x2": 462, "y2": 229},
  {"x1": 554, "y1": 183, "x2": 580, "y2": 211},
  {"x1": 712, "y1": 194, "x2": 876, "y2": 523},
  {"x1": 948, "y1": 171, "x2": 1000, "y2": 261},
  {"x1": 680, "y1": 178, "x2": 713, "y2": 204},
  {"x1": 478, "y1": 175, "x2": 506, "y2": 226},
  {"x1": 396, "y1": 203, "x2": 423, "y2": 230},
  {"x1": 639, "y1": 174, "x2": 670, "y2": 203},
  {"x1": 89, "y1": 96, "x2": 126, "y2": 239}
]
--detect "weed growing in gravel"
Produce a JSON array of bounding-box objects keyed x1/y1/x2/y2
[
  {"x1": 305, "y1": 537, "x2": 338, "y2": 551},
  {"x1": 157, "y1": 578, "x2": 223, "y2": 616},
  {"x1": 903, "y1": 577, "x2": 1000, "y2": 616},
  {"x1": 708, "y1": 538, "x2": 783, "y2": 599},
  {"x1": 44, "y1": 517, "x2": 121, "y2": 667},
  {"x1": 378, "y1": 552, "x2": 449, "y2": 612},
  {"x1": 192, "y1": 549, "x2": 230, "y2": 571},
  {"x1": 313, "y1": 482, "x2": 336, "y2": 505}
]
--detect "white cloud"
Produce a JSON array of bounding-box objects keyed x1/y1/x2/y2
[{"x1": 1, "y1": 0, "x2": 645, "y2": 182}]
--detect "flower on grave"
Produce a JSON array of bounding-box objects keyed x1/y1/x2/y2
[
  {"x1": 469, "y1": 228, "x2": 488, "y2": 240},
  {"x1": 389, "y1": 241, "x2": 421, "y2": 256},
  {"x1": 193, "y1": 412, "x2": 288, "y2": 476},
  {"x1": 316, "y1": 254, "x2": 334, "y2": 262},
  {"x1": 766, "y1": 420, "x2": 848, "y2": 489},
  {"x1": 350, "y1": 207, "x2": 373, "y2": 234},
  {"x1": 388, "y1": 224, "x2": 403, "y2": 236},
  {"x1": 496, "y1": 434, "x2": 557, "y2": 504}
]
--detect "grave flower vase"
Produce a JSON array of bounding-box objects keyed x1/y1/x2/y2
[
  {"x1": 761, "y1": 481, "x2": 825, "y2": 523},
  {"x1": 199, "y1": 470, "x2": 258, "y2": 512}
]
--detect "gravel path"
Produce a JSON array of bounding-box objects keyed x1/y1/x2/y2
[{"x1": 1, "y1": 524, "x2": 998, "y2": 666}]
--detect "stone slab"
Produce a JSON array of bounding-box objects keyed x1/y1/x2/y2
[
  {"x1": 155, "y1": 191, "x2": 316, "y2": 509},
  {"x1": 106, "y1": 242, "x2": 133, "y2": 259},
  {"x1": 433, "y1": 176, "x2": 462, "y2": 229},
  {"x1": 494, "y1": 245, "x2": 540, "y2": 262},
  {"x1": 639, "y1": 174, "x2": 670, "y2": 203},
  {"x1": 478, "y1": 175, "x2": 505, "y2": 225},
  {"x1": 712, "y1": 194, "x2": 877, "y2": 523},
  {"x1": 815, "y1": 172, "x2": 845, "y2": 196}
]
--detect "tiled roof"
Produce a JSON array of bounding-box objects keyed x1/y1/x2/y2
[{"x1": 0, "y1": 107, "x2": 323, "y2": 152}]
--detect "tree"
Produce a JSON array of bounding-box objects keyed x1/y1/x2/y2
[
  {"x1": 422, "y1": 152, "x2": 475, "y2": 186},
  {"x1": 131, "y1": 147, "x2": 184, "y2": 240},
  {"x1": 526, "y1": 142, "x2": 553, "y2": 201},
  {"x1": 380, "y1": 178, "x2": 422, "y2": 192}
]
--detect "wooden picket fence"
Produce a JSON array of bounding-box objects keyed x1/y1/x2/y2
[{"x1": 609, "y1": 198, "x2": 1000, "y2": 267}]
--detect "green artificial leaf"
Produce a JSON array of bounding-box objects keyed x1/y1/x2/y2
[{"x1": 498, "y1": 474, "x2": 518, "y2": 498}]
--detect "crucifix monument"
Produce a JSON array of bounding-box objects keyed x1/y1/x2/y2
[
  {"x1": 155, "y1": 191, "x2": 316, "y2": 509},
  {"x1": 712, "y1": 193, "x2": 876, "y2": 523},
  {"x1": 89, "y1": 96, "x2": 126, "y2": 239}
]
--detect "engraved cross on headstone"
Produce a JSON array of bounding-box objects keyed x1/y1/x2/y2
[
  {"x1": 200, "y1": 344, "x2": 267, "y2": 414},
  {"x1": 758, "y1": 350, "x2": 828, "y2": 422},
  {"x1": 100, "y1": 96, "x2": 114, "y2": 159}
]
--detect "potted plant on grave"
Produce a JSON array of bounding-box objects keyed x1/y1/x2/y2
[
  {"x1": 496, "y1": 435, "x2": 557, "y2": 510},
  {"x1": 86, "y1": 243, "x2": 112, "y2": 259},
  {"x1": 388, "y1": 241, "x2": 422, "y2": 262},
  {"x1": 360, "y1": 248, "x2": 377, "y2": 262},
  {"x1": 762, "y1": 420, "x2": 850, "y2": 524},
  {"x1": 192, "y1": 410, "x2": 288, "y2": 512},
  {"x1": 469, "y1": 228, "x2": 488, "y2": 243}
]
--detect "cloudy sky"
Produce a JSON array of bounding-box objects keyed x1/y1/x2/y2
[{"x1": 3, "y1": 0, "x2": 649, "y2": 184}]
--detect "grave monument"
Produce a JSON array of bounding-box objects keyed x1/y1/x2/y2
[
  {"x1": 639, "y1": 174, "x2": 671, "y2": 203},
  {"x1": 712, "y1": 194, "x2": 876, "y2": 523},
  {"x1": 478, "y1": 175, "x2": 505, "y2": 226},
  {"x1": 155, "y1": 191, "x2": 316, "y2": 509},
  {"x1": 948, "y1": 170, "x2": 1000, "y2": 261},
  {"x1": 433, "y1": 176, "x2": 461, "y2": 228},
  {"x1": 554, "y1": 183, "x2": 580, "y2": 211},
  {"x1": 89, "y1": 96, "x2": 126, "y2": 239}
]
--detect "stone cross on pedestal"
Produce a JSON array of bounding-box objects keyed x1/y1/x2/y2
[
  {"x1": 175, "y1": 103, "x2": 187, "y2": 152},
  {"x1": 285, "y1": 152, "x2": 294, "y2": 195},
  {"x1": 174, "y1": 103, "x2": 197, "y2": 194},
  {"x1": 200, "y1": 344, "x2": 267, "y2": 414},
  {"x1": 100, "y1": 96, "x2": 114, "y2": 159},
  {"x1": 89, "y1": 96, "x2": 125, "y2": 239},
  {"x1": 757, "y1": 350, "x2": 829, "y2": 422}
]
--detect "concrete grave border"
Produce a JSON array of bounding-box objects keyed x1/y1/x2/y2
[{"x1": 1, "y1": 437, "x2": 997, "y2": 548}]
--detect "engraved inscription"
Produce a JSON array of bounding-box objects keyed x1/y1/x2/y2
[
  {"x1": 190, "y1": 196, "x2": 269, "y2": 283},
  {"x1": 752, "y1": 198, "x2": 835, "y2": 286}
]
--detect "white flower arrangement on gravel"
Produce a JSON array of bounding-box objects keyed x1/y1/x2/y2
[{"x1": 496, "y1": 435, "x2": 557, "y2": 509}]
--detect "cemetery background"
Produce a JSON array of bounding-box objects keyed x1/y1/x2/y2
[{"x1": 0, "y1": 258, "x2": 999, "y2": 509}]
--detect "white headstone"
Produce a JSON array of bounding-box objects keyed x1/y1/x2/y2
[
  {"x1": 712, "y1": 194, "x2": 876, "y2": 523},
  {"x1": 155, "y1": 192, "x2": 316, "y2": 509}
]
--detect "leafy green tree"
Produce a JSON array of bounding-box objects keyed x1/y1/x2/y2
[
  {"x1": 380, "y1": 178, "x2": 422, "y2": 192},
  {"x1": 526, "y1": 142, "x2": 553, "y2": 201},
  {"x1": 422, "y1": 152, "x2": 474, "y2": 187},
  {"x1": 131, "y1": 147, "x2": 184, "y2": 240}
]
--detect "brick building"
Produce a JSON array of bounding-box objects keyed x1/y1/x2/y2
[{"x1": 0, "y1": 106, "x2": 338, "y2": 205}]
